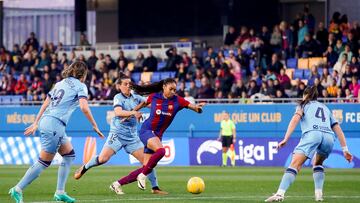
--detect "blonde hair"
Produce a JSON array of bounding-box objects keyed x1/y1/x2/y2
[{"x1": 61, "y1": 61, "x2": 88, "y2": 80}]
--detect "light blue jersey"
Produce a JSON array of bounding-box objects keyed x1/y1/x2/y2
[
  {"x1": 297, "y1": 101, "x2": 338, "y2": 135},
  {"x1": 43, "y1": 77, "x2": 88, "y2": 125},
  {"x1": 110, "y1": 92, "x2": 145, "y2": 132},
  {"x1": 105, "y1": 92, "x2": 145, "y2": 154}
]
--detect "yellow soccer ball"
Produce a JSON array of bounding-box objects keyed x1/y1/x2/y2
[{"x1": 187, "y1": 177, "x2": 205, "y2": 194}]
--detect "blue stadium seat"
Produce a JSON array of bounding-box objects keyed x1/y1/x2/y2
[
  {"x1": 185, "y1": 82, "x2": 191, "y2": 89},
  {"x1": 157, "y1": 62, "x2": 166, "y2": 70},
  {"x1": 286, "y1": 58, "x2": 297, "y2": 69},
  {"x1": 151, "y1": 72, "x2": 162, "y2": 82},
  {"x1": 303, "y1": 70, "x2": 311, "y2": 79},
  {"x1": 223, "y1": 50, "x2": 230, "y2": 58},
  {"x1": 195, "y1": 79, "x2": 201, "y2": 88},
  {"x1": 318, "y1": 68, "x2": 323, "y2": 76},
  {"x1": 11, "y1": 96, "x2": 23, "y2": 104},
  {"x1": 131, "y1": 73, "x2": 141, "y2": 83},
  {"x1": 294, "y1": 70, "x2": 304, "y2": 79}
]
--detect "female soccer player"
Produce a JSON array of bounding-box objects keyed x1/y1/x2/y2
[
  {"x1": 73, "y1": 73, "x2": 167, "y2": 195},
  {"x1": 9, "y1": 61, "x2": 104, "y2": 203},
  {"x1": 111, "y1": 78, "x2": 205, "y2": 191},
  {"x1": 265, "y1": 86, "x2": 353, "y2": 202}
]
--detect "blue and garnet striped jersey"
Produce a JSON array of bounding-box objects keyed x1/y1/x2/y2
[{"x1": 140, "y1": 92, "x2": 190, "y2": 139}]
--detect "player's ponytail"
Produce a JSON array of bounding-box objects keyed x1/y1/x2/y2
[
  {"x1": 299, "y1": 86, "x2": 318, "y2": 109},
  {"x1": 130, "y1": 78, "x2": 176, "y2": 96},
  {"x1": 62, "y1": 61, "x2": 88, "y2": 80}
]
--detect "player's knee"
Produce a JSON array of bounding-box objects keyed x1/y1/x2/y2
[
  {"x1": 156, "y1": 148, "x2": 166, "y2": 158},
  {"x1": 313, "y1": 165, "x2": 324, "y2": 173},
  {"x1": 98, "y1": 155, "x2": 110, "y2": 164},
  {"x1": 62, "y1": 149, "x2": 75, "y2": 157},
  {"x1": 38, "y1": 157, "x2": 52, "y2": 168}
]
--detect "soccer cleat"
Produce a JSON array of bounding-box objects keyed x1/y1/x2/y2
[
  {"x1": 8, "y1": 187, "x2": 23, "y2": 203},
  {"x1": 54, "y1": 193, "x2": 76, "y2": 203},
  {"x1": 74, "y1": 165, "x2": 87, "y2": 180},
  {"x1": 315, "y1": 191, "x2": 324, "y2": 202},
  {"x1": 137, "y1": 173, "x2": 147, "y2": 190},
  {"x1": 151, "y1": 187, "x2": 169, "y2": 195},
  {"x1": 109, "y1": 181, "x2": 125, "y2": 195},
  {"x1": 265, "y1": 193, "x2": 284, "y2": 202}
]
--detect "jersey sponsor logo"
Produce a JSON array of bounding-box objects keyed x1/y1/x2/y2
[
  {"x1": 129, "y1": 139, "x2": 176, "y2": 165},
  {"x1": 155, "y1": 109, "x2": 172, "y2": 116}
]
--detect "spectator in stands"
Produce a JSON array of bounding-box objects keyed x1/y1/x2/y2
[
  {"x1": 350, "y1": 56, "x2": 359, "y2": 73},
  {"x1": 197, "y1": 77, "x2": 215, "y2": 99},
  {"x1": 42, "y1": 72, "x2": 53, "y2": 93},
  {"x1": 0, "y1": 76, "x2": 8, "y2": 95},
  {"x1": 11, "y1": 44, "x2": 22, "y2": 57},
  {"x1": 316, "y1": 22, "x2": 329, "y2": 53},
  {"x1": 323, "y1": 46, "x2": 339, "y2": 67},
  {"x1": 343, "y1": 64, "x2": 353, "y2": 83},
  {"x1": 216, "y1": 51, "x2": 226, "y2": 65},
  {"x1": 347, "y1": 32, "x2": 358, "y2": 55},
  {"x1": 184, "y1": 89, "x2": 195, "y2": 104},
  {"x1": 165, "y1": 47, "x2": 182, "y2": 71},
  {"x1": 296, "y1": 81, "x2": 306, "y2": 97},
  {"x1": 308, "y1": 65, "x2": 320, "y2": 86},
  {"x1": 349, "y1": 76, "x2": 360, "y2": 98},
  {"x1": 332, "y1": 70, "x2": 341, "y2": 86},
  {"x1": 259, "y1": 81, "x2": 268, "y2": 95},
  {"x1": 298, "y1": 33, "x2": 318, "y2": 58},
  {"x1": 278, "y1": 68, "x2": 291, "y2": 89},
  {"x1": 265, "y1": 68, "x2": 277, "y2": 81},
  {"x1": 235, "y1": 26, "x2": 250, "y2": 46},
  {"x1": 176, "y1": 81, "x2": 186, "y2": 97},
  {"x1": 204, "y1": 58, "x2": 218, "y2": 80},
  {"x1": 270, "y1": 25, "x2": 282, "y2": 53},
  {"x1": 344, "y1": 88, "x2": 353, "y2": 102},
  {"x1": 279, "y1": 21, "x2": 293, "y2": 59},
  {"x1": 87, "y1": 49, "x2": 98, "y2": 70},
  {"x1": 338, "y1": 44, "x2": 353, "y2": 63},
  {"x1": 13, "y1": 55, "x2": 22, "y2": 74},
  {"x1": 327, "y1": 79, "x2": 339, "y2": 97},
  {"x1": 333, "y1": 53, "x2": 348, "y2": 75},
  {"x1": 143, "y1": 50, "x2": 158, "y2": 72},
  {"x1": 275, "y1": 89, "x2": 289, "y2": 102},
  {"x1": 133, "y1": 52, "x2": 145, "y2": 72},
  {"x1": 231, "y1": 79, "x2": 247, "y2": 98},
  {"x1": 187, "y1": 57, "x2": 200, "y2": 80},
  {"x1": 268, "y1": 53, "x2": 283, "y2": 74},
  {"x1": 224, "y1": 26, "x2": 237, "y2": 47},
  {"x1": 328, "y1": 33, "x2": 336, "y2": 49},
  {"x1": 182, "y1": 52, "x2": 191, "y2": 68},
  {"x1": 59, "y1": 53, "x2": 68, "y2": 67},
  {"x1": 117, "y1": 50, "x2": 128, "y2": 67},
  {"x1": 247, "y1": 80, "x2": 259, "y2": 96},
  {"x1": 24, "y1": 32, "x2": 39, "y2": 51},
  {"x1": 314, "y1": 77, "x2": 324, "y2": 97},
  {"x1": 220, "y1": 65, "x2": 235, "y2": 95},
  {"x1": 265, "y1": 79, "x2": 276, "y2": 97},
  {"x1": 334, "y1": 39, "x2": 344, "y2": 55},
  {"x1": 320, "y1": 67, "x2": 333, "y2": 88},
  {"x1": 297, "y1": 20, "x2": 308, "y2": 46},
  {"x1": 105, "y1": 54, "x2": 116, "y2": 71},
  {"x1": 260, "y1": 26, "x2": 271, "y2": 46},
  {"x1": 79, "y1": 33, "x2": 90, "y2": 46},
  {"x1": 188, "y1": 80, "x2": 198, "y2": 98},
  {"x1": 14, "y1": 74, "x2": 28, "y2": 95},
  {"x1": 30, "y1": 76, "x2": 43, "y2": 95},
  {"x1": 95, "y1": 53, "x2": 105, "y2": 72},
  {"x1": 102, "y1": 72, "x2": 113, "y2": 86},
  {"x1": 176, "y1": 63, "x2": 187, "y2": 82}
]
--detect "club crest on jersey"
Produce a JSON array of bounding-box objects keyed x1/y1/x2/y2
[{"x1": 168, "y1": 105, "x2": 173, "y2": 110}]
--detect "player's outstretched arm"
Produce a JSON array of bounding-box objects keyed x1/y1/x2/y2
[
  {"x1": 114, "y1": 106, "x2": 142, "y2": 121},
  {"x1": 24, "y1": 96, "x2": 51, "y2": 136},
  {"x1": 332, "y1": 123, "x2": 353, "y2": 163},
  {"x1": 187, "y1": 102, "x2": 206, "y2": 113},
  {"x1": 79, "y1": 98, "x2": 104, "y2": 138},
  {"x1": 278, "y1": 110, "x2": 302, "y2": 149}
]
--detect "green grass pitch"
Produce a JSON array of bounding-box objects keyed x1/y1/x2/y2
[{"x1": 1, "y1": 166, "x2": 359, "y2": 202}]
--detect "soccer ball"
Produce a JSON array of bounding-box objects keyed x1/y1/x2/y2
[{"x1": 187, "y1": 177, "x2": 205, "y2": 194}]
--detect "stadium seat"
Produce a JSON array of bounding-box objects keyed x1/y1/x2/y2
[
  {"x1": 309, "y1": 57, "x2": 326, "y2": 68},
  {"x1": 286, "y1": 58, "x2": 297, "y2": 69},
  {"x1": 131, "y1": 72, "x2": 141, "y2": 83},
  {"x1": 195, "y1": 79, "x2": 201, "y2": 87},
  {"x1": 141, "y1": 72, "x2": 153, "y2": 83},
  {"x1": 249, "y1": 59, "x2": 255, "y2": 72},
  {"x1": 303, "y1": 69, "x2": 311, "y2": 79},
  {"x1": 317, "y1": 68, "x2": 323, "y2": 76},
  {"x1": 294, "y1": 70, "x2": 304, "y2": 79},
  {"x1": 157, "y1": 62, "x2": 166, "y2": 71},
  {"x1": 151, "y1": 72, "x2": 162, "y2": 82},
  {"x1": 297, "y1": 58, "x2": 309, "y2": 69},
  {"x1": 285, "y1": 69, "x2": 294, "y2": 79}
]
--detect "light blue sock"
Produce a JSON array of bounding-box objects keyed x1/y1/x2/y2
[
  {"x1": 16, "y1": 158, "x2": 51, "y2": 190},
  {"x1": 56, "y1": 150, "x2": 75, "y2": 194},
  {"x1": 147, "y1": 168, "x2": 159, "y2": 188},
  {"x1": 85, "y1": 155, "x2": 102, "y2": 170},
  {"x1": 277, "y1": 167, "x2": 298, "y2": 195},
  {"x1": 313, "y1": 165, "x2": 325, "y2": 191}
]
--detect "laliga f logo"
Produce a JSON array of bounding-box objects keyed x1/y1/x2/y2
[
  {"x1": 197, "y1": 140, "x2": 222, "y2": 164},
  {"x1": 332, "y1": 109, "x2": 343, "y2": 124}
]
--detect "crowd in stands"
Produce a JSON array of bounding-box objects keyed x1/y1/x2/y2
[{"x1": 0, "y1": 8, "x2": 360, "y2": 103}]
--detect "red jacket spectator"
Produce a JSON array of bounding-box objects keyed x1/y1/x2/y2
[{"x1": 15, "y1": 74, "x2": 28, "y2": 95}]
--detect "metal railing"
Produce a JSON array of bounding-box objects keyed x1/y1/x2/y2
[{"x1": 0, "y1": 97, "x2": 359, "y2": 106}]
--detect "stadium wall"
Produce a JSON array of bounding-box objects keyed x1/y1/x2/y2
[{"x1": 0, "y1": 104, "x2": 359, "y2": 168}]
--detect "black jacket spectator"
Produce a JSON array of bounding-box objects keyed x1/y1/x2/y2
[
  {"x1": 165, "y1": 48, "x2": 182, "y2": 71},
  {"x1": 24, "y1": 32, "x2": 39, "y2": 51},
  {"x1": 143, "y1": 51, "x2": 158, "y2": 72},
  {"x1": 224, "y1": 26, "x2": 237, "y2": 46}
]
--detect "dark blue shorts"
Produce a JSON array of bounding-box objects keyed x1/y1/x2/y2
[{"x1": 139, "y1": 130, "x2": 160, "y2": 154}]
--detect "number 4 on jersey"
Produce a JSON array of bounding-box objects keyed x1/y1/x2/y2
[{"x1": 315, "y1": 107, "x2": 326, "y2": 122}]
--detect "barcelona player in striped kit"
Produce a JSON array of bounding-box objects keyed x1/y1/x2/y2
[
  {"x1": 8, "y1": 62, "x2": 104, "y2": 203},
  {"x1": 110, "y1": 78, "x2": 205, "y2": 192}
]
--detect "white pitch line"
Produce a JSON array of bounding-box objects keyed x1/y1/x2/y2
[{"x1": 27, "y1": 195, "x2": 360, "y2": 203}]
